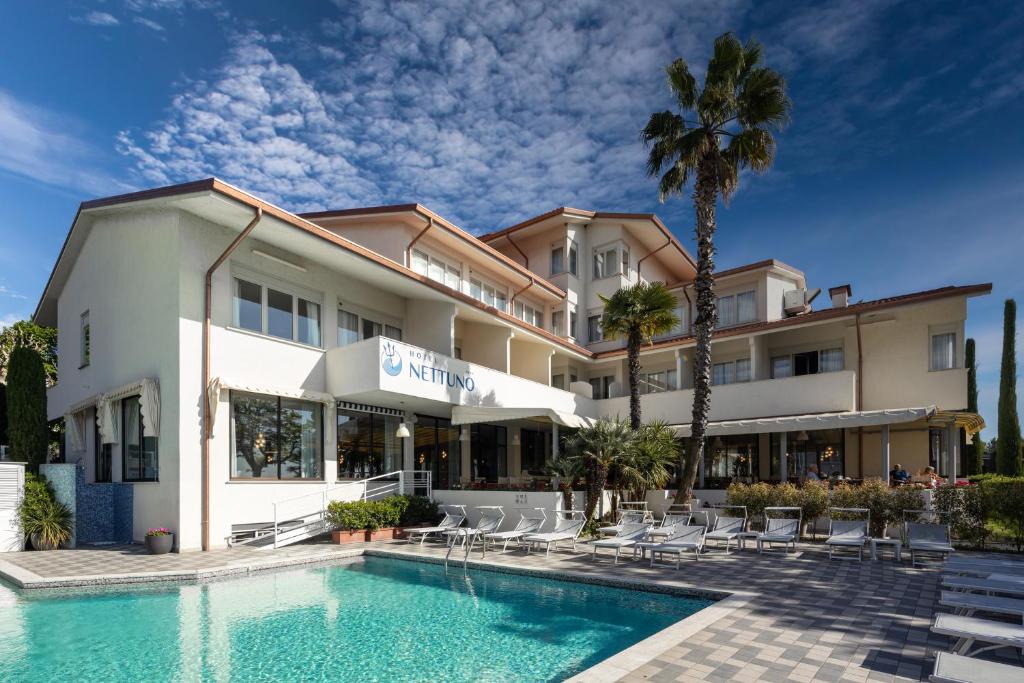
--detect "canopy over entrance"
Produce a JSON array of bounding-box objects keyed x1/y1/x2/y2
[
  {"x1": 450, "y1": 406, "x2": 593, "y2": 429},
  {"x1": 671, "y1": 406, "x2": 938, "y2": 438},
  {"x1": 930, "y1": 410, "x2": 986, "y2": 437}
]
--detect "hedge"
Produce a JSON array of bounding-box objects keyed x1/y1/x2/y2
[
  {"x1": 937, "y1": 477, "x2": 1024, "y2": 551},
  {"x1": 325, "y1": 495, "x2": 437, "y2": 531}
]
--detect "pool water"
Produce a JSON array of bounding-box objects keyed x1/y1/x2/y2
[{"x1": 0, "y1": 557, "x2": 712, "y2": 682}]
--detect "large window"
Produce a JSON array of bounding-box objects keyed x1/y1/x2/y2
[
  {"x1": 930, "y1": 332, "x2": 956, "y2": 371},
  {"x1": 770, "y1": 429, "x2": 844, "y2": 480},
  {"x1": 232, "y1": 277, "x2": 321, "y2": 347},
  {"x1": 415, "y1": 415, "x2": 461, "y2": 489},
  {"x1": 337, "y1": 408, "x2": 402, "y2": 479},
  {"x1": 93, "y1": 412, "x2": 111, "y2": 483},
  {"x1": 122, "y1": 395, "x2": 158, "y2": 482},
  {"x1": 716, "y1": 290, "x2": 756, "y2": 328},
  {"x1": 230, "y1": 391, "x2": 322, "y2": 480},
  {"x1": 712, "y1": 359, "x2": 750, "y2": 385},
  {"x1": 337, "y1": 306, "x2": 401, "y2": 345},
  {"x1": 520, "y1": 428, "x2": 548, "y2": 474},
  {"x1": 470, "y1": 423, "x2": 507, "y2": 483},
  {"x1": 704, "y1": 435, "x2": 758, "y2": 488},
  {"x1": 771, "y1": 347, "x2": 844, "y2": 378}
]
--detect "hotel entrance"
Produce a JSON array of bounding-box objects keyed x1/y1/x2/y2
[{"x1": 414, "y1": 415, "x2": 461, "y2": 490}]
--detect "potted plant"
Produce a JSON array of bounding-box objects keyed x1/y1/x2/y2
[
  {"x1": 394, "y1": 495, "x2": 439, "y2": 539},
  {"x1": 145, "y1": 528, "x2": 174, "y2": 554},
  {"x1": 327, "y1": 497, "x2": 416, "y2": 543},
  {"x1": 19, "y1": 473, "x2": 74, "y2": 550}
]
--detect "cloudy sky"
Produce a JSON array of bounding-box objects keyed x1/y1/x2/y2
[{"x1": 1, "y1": 0, "x2": 1022, "y2": 435}]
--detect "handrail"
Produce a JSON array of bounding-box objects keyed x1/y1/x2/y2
[{"x1": 273, "y1": 470, "x2": 406, "y2": 507}]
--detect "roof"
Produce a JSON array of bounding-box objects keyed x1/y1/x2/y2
[
  {"x1": 479, "y1": 206, "x2": 697, "y2": 271},
  {"x1": 714, "y1": 258, "x2": 805, "y2": 280},
  {"x1": 595, "y1": 282, "x2": 993, "y2": 359}
]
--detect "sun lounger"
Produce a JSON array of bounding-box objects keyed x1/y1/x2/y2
[
  {"x1": 648, "y1": 525, "x2": 707, "y2": 568},
  {"x1": 929, "y1": 651, "x2": 1024, "y2": 683},
  {"x1": 757, "y1": 507, "x2": 802, "y2": 554},
  {"x1": 522, "y1": 511, "x2": 586, "y2": 556},
  {"x1": 443, "y1": 506, "x2": 505, "y2": 549},
  {"x1": 825, "y1": 518, "x2": 869, "y2": 561},
  {"x1": 931, "y1": 613, "x2": 1024, "y2": 657},
  {"x1": 482, "y1": 508, "x2": 546, "y2": 554},
  {"x1": 598, "y1": 510, "x2": 650, "y2": 536},
  {"x1": 704, "y1": 516, "x2": 746, "y2": 554},
  {"x1": 907, "y1": 522, "x2": 955, "y2": 566},
  {"x1": 943, "y1": 576, "x2": 1024, "y2": 598},
  {"x1": 947, "y1": 556, "x2": 1024, "y2": 570},
  {"x1": 647, "y1": 513, "x2": 692, "y2": 541},
  {"x1": 590, "y1": 522, "x2": 652, "y2": 564},
  {"x1": 944, "y1": 561, "x2": 1024, "y2": 579},
  {"x1": 940, "y1": 590, "x2": 1024, "y2": 619},
  {"x1": 406, "y1": 505, "x2": 467, "y2": 545}
]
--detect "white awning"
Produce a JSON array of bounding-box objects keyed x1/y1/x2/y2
[
  {"x1": 207, "y1": 377, "x2": 336, "y2": 431},
  {"x1": 66, "y1": 377, "x2": 160, "y2": 444},
  {"x1": 671, "y1": 405, "x2": 937, "y2": 437},
  {"x1": 451, "y1": 406, "x2": 594, "y2": 429}
]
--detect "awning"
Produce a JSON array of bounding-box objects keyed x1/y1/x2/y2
[
  {"x1": 930, "y1": 410, "x2": 986, "y2": 436},
  {"x1": 207, "y1": 377, "x2": 336, "y2": 431},
  {"x1": 671, "y1": 405, "x2": 937, "y2": 437},
  {"x1": 451, "y1": 406, "x2": 594, "y2": 429},
  {"x1": 65, "y1": 377, "x2": 161, "y2": 444}
]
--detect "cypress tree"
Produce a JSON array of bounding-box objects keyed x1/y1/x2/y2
[
  {"x1": 6, "y1": 346, "x2": 47, "y2": 470},
  {"x1": 996, "y1": 299, "x2": 1022, "y2": 475},
  {"x1": 965, "y1": 338, "x2": 985, "y2": 474}
]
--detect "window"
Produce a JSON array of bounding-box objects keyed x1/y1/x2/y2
[
  {"x1": 385, "y1": 324, "x2": 402, "y2": 341},
  {"x1": 551, "y1": 310, "x2": 564, "y2": 335},
  {"x1": 593, "y1": 245, "x2": 619, "y2": 279},
  {"x1": 231, "y1": 391, "x2": 322, "y2": 480},
  {"x1": 412, "y1": 249, "x2": 461, "y2": 292},
  {"x1": 79, "y1": 311, "x2": 90, "y2": 367},
  {"x1": 551, "y1": 246, "x2": 565, "y2": 275},
  {"x1": 415, "y1": 415, "x2": 461, "y2": 489},
  {"x1": 771, "y1": 356, "x2": 792, "y2": 379},
  {"x1": 705, "y1": 435, "x2": 758, "y2": 487},
  {"x1": 716, "y1": 290, "x2": 756, "y2": 327},
  {"x1": 735, "y1": 358, "x2": 751, "y2": 382},
  {"x1": 931, "y1": 332, "x2": 956, "y2": 371},
  {"x1": 514, "y1": 301, "x2": 543, "y2": 327},
  {"x1": 93, "y1": 413, "x2": 111, "y2": 483},
  {"x1": 122, "y1": 395, "x2": 158, "y2": 482},
  {"x1": 713, "y1": 358, "x2": 750, "y2": 385},
  {"x1": 362, "y1": 319, "x2": 382, "y2": 340},
  {"x1": 568, "y1": 242, "x2": 578, "y2": 276},
  {"x1": 770, "y1": 430, "x2": 843, "y2": 480},
  {"x1": 470, "y1": 423, "x2": 507, "y2": 483},
  {"x1": 771, "y1": 348, "x2": 844, "y2": 378},
  {"x1": 588, "y1": 314, "x2": 602, "y2": 343},
  {"x1": 551, "y1": 373, "x2": 565, "y2": 389},
  {"x1": 411, "y1": 249, "x2": 429, "y2": 276},
  {"x1": 444, "y1": 265, "x2": 460, "y2": 291},
  {"x1": 820, "y1": 348, "x2": 844, "y2": 373},
  {"x1": 640, "y1": 370, "x2": 677, "y2": 395},
  {"x1": 337, "y1": 309, "x2": 359, "y2": 346},
  {"x1": 232, "y1": 277, "x2": 322, "y2": 347},
  {"x1": 589, "y1": 375, "x2": 614, "y2": 399},
  {"x1": 520, "y1": 428, "x2": 548, "y2": 474},
  {"x1": 621, "y1": 248, "x2": 630, "y2": 279},
  {"x1": 469, "y1": 278, "x2": 507, "y2": 312},
  {"x1": 569, "y1": 308, "x2": 578, "y2": 338},
  {"x1": 337, "y1": 408, "x2": 402, "y2": 479}
]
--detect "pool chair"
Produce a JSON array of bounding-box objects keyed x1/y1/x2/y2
[
  {"x1": 482, "y1": 508, "x2": 547, "y2": 554},
  {"x1": 756, "y1": 507, "x2": 802, "y2": 554},
  {"x1": 939, "y1": 590, "x2": 1024, "y2": 620},
  {"x1": 929, "y1": 651, "x2": 1024, "y2": 683},
  {"x1": 906, "y1": 522, "x2": 955, "y2": 567},
  {"x1": 522, "y1": 510, "x2": 586, "y2": 556},
  {"x1": 590, "y1": 522, "x2": 652, "y2": 564},
  {"x1": 704, "y1": 508, "x2": 747, "y2": 554},
  {"x1": 943, "y1": 576, "x2": 1024, "y2": 598},
  {"x1": 930, "y1": 613, "x2": 1024, "y2": 658},
  {"x1": 597, "y1": 510, "x2": 651, "y2": 537},
  {"x1": 443, "y1": 506, "x2": 506, "y2": 549},
  {"x1": 406, "y1": 505, "x2": 467, "y2": 546},
  {"x1": 825, "y1": 507, "x2": 870, "y2": 561},
  {"x1": 648, "y1": 525, "x2": 707, "y2": 568},
  {"x1": 646, "y1": 512, "x2": 693, "y2": 542}
]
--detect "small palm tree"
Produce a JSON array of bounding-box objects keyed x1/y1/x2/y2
[
  {"x1": 599, "y1": 282, "x2": 680, "y2": 430},
  {"x1": 564, "y1": 418, "x2": 635, "y2": 522},
  {"x1": 546, "y1": 456, "x2": 583, "y2": 511},
  {"x1": 641, "y1": 33, "x2": 790, "y2": 503},
  {"x1": 616, "y1": 421, "x2": 680, "y2": 501}
]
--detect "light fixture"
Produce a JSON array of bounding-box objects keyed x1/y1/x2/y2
[
  {"x1": 395, "y1": 422, "x2": 411, "y2": 438},
  {"x1": 795, "y1": 430, "x2": 810, "y2": 442},
  {"x1": 459, "y1": 426, "x2": 471, "y2": 442},
  {"x1": 252, "y1": 248, "x2": 308, "y2": 272}
]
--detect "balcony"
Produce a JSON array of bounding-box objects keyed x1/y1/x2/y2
[{"x1": 596, "y1": 370, "x2": 858, "y2": 424}]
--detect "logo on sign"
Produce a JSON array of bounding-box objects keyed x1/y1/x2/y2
[{"x1": 381, "y1": 341, "x2": 403, "y2": 376}]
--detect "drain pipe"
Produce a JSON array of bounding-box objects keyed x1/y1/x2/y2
[
  {"x1": 202, "y1": 207, "x2": 262, "y2": 551},
  {"x1": 510, "y1": 277, "x2": 535, "y2": 306},
  {"x1": 405, "y1": 216, "x2": 434, "y2": 268},
  {"x1": 637, "y1": 236, "x2": 672, "y2": 279},
  {"x1": 505, "y1": 233, "x2": 529, "y2": 269},
  {"x1": 855, "y1": 312, "x2": 864, "y2": 478}
]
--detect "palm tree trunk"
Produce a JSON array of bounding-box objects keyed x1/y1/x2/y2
[
  {"x1": 675, "y1": 155, "x2": 718, "y2": 504},
  {"x1": 583, "y1": 461, "x2": 608, "y2": 522},
  {"x1": 627, "y1": 327, "x2": 643, "y2": 430}
]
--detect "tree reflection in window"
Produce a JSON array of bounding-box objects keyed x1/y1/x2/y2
[{"x1": 231, "y1": 392, "x2": 321, "y2": 479}]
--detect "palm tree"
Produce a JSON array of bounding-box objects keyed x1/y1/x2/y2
[
  {"x1": 616, "y1": 421, "x2": 679, "y2": 501},
  {"x1": 641, "y1": 33, "x2": 790, "y2": 503},
  {"x1": 600, "y1": 282, "x2": 680, "y2": 430},
  {"x1": 546, "y1": 456, "x2": 583, "y2": 511},
  {"x1": 564, "y1": 418, "x2": 635, "y2": 522}
]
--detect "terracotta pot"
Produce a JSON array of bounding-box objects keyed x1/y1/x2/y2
[
  {"x1": 145, "y1": 533, "x2": 174, "y2": 554},
  {"x1": 367, "y1": 527, "x2": 396, "y2": 541},
  {"x1": 331, "y1": 529, "x2": 370, "y2": 544}
]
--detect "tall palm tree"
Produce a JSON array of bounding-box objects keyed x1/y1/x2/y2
[
  {"x1": 641, "y1": 33, "x2": 790, "y2": 503},
  {"x1": 599, "y1": 282, "x2": 680, "y2": 430},
  {"x1": 564, "y1": 418, "x2": 635, "y2": 522}
]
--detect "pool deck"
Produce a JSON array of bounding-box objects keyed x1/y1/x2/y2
[{"x1": 1, "y1": 539, "x2": 1018, "y2": 682}]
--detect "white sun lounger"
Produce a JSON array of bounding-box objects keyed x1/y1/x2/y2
[
  {"x1": 947, "y1": 556, "x2": 1024, "y2": 571},
  {"x1": 522, "y1": 511, "x2": 586, "y2": 556},
  {"x1": 929, "y1": 651, "x2": 1024, "y2": 683},
  {"x1": 648, "y1": 525, "x2": 707, "y2": 568},
  {"x1": 825, "y1": 509, "x2": 870, "y2": 561},
  {"x1": 704, "y1": 516, "x2": 746, "y2": 554},
  {"x1": 907, "y1": 522, "x2": 955, "y2": 566},
  {"x1": 443, "y1": 506, "x2": 505, "y2": 550},
  {"x1": 598, "y1": 510, "x2": 649, "y2": 536},
  {"x1": 757, "y1": 508, "x2": 802, "y2": 554},
  {"x1": 647, "y1": 513, "x2": 692, "y2": 541},
  {"x1": 940, "y1": 590, "x2": 1024, "y2": 620},
  {"x1": 944, "y1": 562, "x2": 1024, "y2": 579},
  {"x1": 931, "y1": 613, "x2": 1024, "y2": 658},
  {"x1": 406, "y1": 505, "x2": 467, "y2": 545},
  {"x1": 590, "y1": 522, "x2": 652, "y2": 564},
  {"x1": 944, "y1": 576, "x2": 1024, "y2": 598},
  {"x1": 482, "y1": 508, "x2": 547, "y2": 554}
]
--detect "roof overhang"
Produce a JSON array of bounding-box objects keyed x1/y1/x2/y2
[
  {"x1": 671, "y1": 406, "x2": 937, "y2": 437},
  {"x1": 451, "y1": 405, "x2": 594, "y2": 429}
]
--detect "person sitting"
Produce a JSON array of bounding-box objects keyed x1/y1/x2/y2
[
  {"x1": 889, "y1": 464, "x2": 910, "y2": 486},
  {"x1": 911, "y1": 466, "x2": 941, "y2": 488},
  {"x1": 804, "y1": 465, "x2": 821, "y2": 481}
]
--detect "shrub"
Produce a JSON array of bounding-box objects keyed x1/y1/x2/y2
[
  {"x1": 798, "y1": 481, "x2": 830, "y2": 532},
  {"x1": 326, "y1": 497, "x2": 410, "y2": 532},
  {"x1": 980, "y1": 476, "x2": 1024, "y2": 551},
  {"x1": 398, "y1": 495, "x2": 438, "y2": 526},
  {"x1": 934, "y1": 483, "x2": 989, "y2": 549},
  {"x1": 7, "y1": 346, "x2": 48, "y2": 469},
  {"x1": 18, "y1": 473, "x2": 73, "y2": 548},
  {"x1": 725, "y1": 481, "x2": 773, "y2": 523}
]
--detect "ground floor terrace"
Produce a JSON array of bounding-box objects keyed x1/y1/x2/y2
[{"x1": 1, "y1": 539, "x2": 1016, "y2": 682}]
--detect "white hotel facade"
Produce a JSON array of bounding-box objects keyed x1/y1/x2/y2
[{"x1": 36, "y1": 179, "x2": 989, "y2": 551}]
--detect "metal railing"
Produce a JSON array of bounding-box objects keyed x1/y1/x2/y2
[{"x1": 269, "y1": 469, "x2": 432, "y2": 549}]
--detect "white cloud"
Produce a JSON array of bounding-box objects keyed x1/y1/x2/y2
[
  {"x1": 0, "y1": 285, "x2": 27, "y2": 300},
  {"x1": 77, "y1": 11, "x2": 120, "y2": 27},
  {"x1": 133, "y1": 16, "x2": 166, "y2": 32}
]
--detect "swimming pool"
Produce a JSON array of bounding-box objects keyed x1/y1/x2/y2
[{"x1": 0, "y1": 556, "x2": 713, "y2": 682}]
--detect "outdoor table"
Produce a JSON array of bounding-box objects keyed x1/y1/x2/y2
[
  {"x1": 870, "y1": 537, "x2": 902, "y2": 562},
  {"x1": 737, "y1": 531, "x2": 761, "y2": 550}
]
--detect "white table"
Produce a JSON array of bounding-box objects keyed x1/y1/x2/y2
[{"x1": 870, "y1": 538, "x2": 902, "y2": 562}]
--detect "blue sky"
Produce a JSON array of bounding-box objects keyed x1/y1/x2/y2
[{"x1": 1, "y1": 0, "x2": 1022, "y2": 436}]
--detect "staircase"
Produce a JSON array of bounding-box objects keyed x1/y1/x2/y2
[{"x1": 232, "y1": 470, "x2": 432, "y2": 550}]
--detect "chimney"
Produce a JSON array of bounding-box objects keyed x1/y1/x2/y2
[{"x1": 829, "y1": 284, "x2": 852, "y2": 308}]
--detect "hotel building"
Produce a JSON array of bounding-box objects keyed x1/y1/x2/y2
[{"x1": 35, "y1": 179, "x2": 989, "y2": 550}]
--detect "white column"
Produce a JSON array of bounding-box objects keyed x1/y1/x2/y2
[
  {"x1": 551, "y1": 423, "x2": 560, "y2": 461},
  {"x1": 779, "y1": 431, "x2": 788, "y2": 482},
  {"x1": 880, "y1": 424, "x2": 890, "y2": 481},
  {"x1": 947, "y1": 424, "x2": 959, "y2": 482},
  {"x1": 748, "y1": 337, "x2": 758, "y2": 381},
  {"x1": 674, "y1": 349, "x2": 684, "y2": 390}
]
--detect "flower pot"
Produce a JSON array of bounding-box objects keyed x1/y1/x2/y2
[
  {"x1": 145, "y1": 533, "x2": 174, "y2": 555},
  {"x1": 30, "y1": 532, "x2": 60, "y2": 551},
  {"x1": 368, "y1": 527, "x2": 396, "y2": 541},
  {"x1": 331, "y1": 529, "x2": 370, "y2": 544}
]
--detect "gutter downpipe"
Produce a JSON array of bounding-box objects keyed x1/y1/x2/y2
[
  {"x1": 202, "y1": 207, "x2": 262, "y2": 551},
  {"x1": 637, "y1": 237, "x2": 672, "y2": 279},
  {"x1": 510, "y1": 277, "x2": 535, "y2": 305},
  {"x1": 855, "y1": 312, "x2": 864, "y2": 478},
  {"x1": 506, "y1": 233, "x2": 529, "y2": 269},
  {"x1": 405, "y1": 216, "x2": 434, "y2": 267}
]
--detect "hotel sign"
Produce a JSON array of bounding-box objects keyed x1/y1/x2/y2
[{"x1": 380, "y1": 341, "x2": 477, "y2": 393}]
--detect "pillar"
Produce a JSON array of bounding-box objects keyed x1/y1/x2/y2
[
  {"x1": 552, "y1": 423, "x2": 560, "y2": 461},
  {"x1": 779, "y1": 431, "x2": 788, "y2": 482},
  {"x1": 947, "y1": 423, "x2": 959, "y2": 481},
  {"x1": 880, "y1": 424, "x2": 890, "y2": 481},
  {"x1": 674, "y1": 349, "x2": 684, "y2": 390}
]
